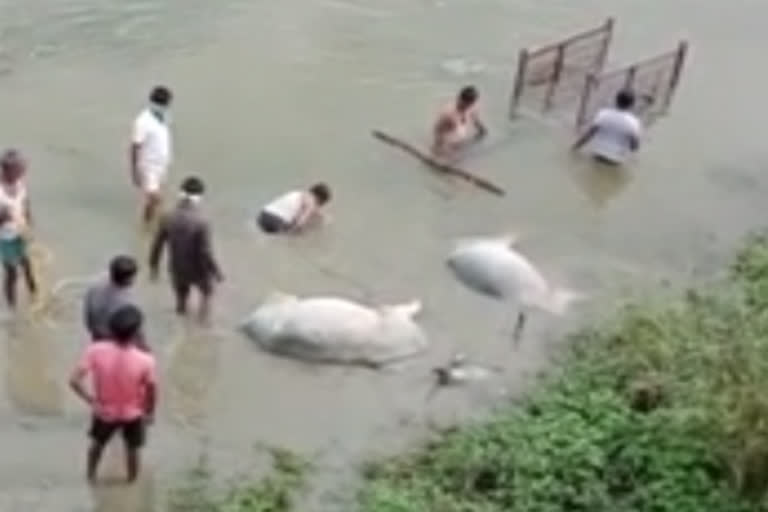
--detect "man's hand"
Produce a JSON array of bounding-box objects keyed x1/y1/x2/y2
[
  {"x1": 70, "y1": 373, "x2": 95, "y2": 407},
  {"x1": 131, "y1": 165, "x2": 142, "y2": 188},
  {"x1": 474, "y1": 124, "x2": 488, "y2": 141}
]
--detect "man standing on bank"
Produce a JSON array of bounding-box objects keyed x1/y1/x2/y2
[
  {"x1": 131, "y1": 85, "x2": 173, "y2": 226},
  {"x1": 149, "y1": 176, "x2": 223, "y2": 324},
  {"x1": 69, "y1": 305, "x2": 157, "y2": 483}
]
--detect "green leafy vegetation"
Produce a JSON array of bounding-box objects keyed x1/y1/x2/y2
[
  {"x1": 358, "y1": 233, "x2": 768, "y2": 511},
  {"x1": 167, "y1": 446, "x2": 310, "y2": 512}
]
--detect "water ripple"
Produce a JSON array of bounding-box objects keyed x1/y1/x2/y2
[{"x1": 0, "y1": 0, "x2": 251, "y2": 66}]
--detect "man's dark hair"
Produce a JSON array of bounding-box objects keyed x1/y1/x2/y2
[
  {"x1": 109, "y1": 305, "x2": 143, "y2": 344},
  {"x1": 309, "y1": 182, "x2": 332, "y2": 205},
  {"x1": 1, "y1": 149, "x2": 23, "y2": 171},
  {"x1": 181, "y1": 176, "x2": 205, "y2": 196},
  {"x1": 458, "y1": 86, "x2": 478, "y2": 107},
  {"x1": 149, "y1": 86, "x2": 173, "y2": 106},
  {"x1": 109, "y1": 255, "x2": 138, "y2": 287},
  {"x1": 615, "y1": 89, "x2": 635, "y2": 110}
]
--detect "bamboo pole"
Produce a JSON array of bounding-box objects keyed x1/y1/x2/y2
[
  {"x1": 371, "y1": 130, "x2": 505, "y2": 197},
  {"x1": 509, "y1": 48, "x2": 529, "y2": 120}
]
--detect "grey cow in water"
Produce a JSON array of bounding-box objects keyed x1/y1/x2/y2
[
  {"x1": 445, "y1": 234, "x2": 583, "y2": 344},
  {"x1": 240, "y1": 292, "x2": 429, "y2": 367}
]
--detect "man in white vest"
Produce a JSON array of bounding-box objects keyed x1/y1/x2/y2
[
  {"x1": 572, "y1": 89, "x2": 643, "y2": 166},
  {"x1": 130, "y1": 86, "x2": 173, "y2": 226}
]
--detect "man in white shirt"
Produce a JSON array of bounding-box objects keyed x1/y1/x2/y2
[
  {"x1": 130, "y1": 86, "x2": 173, "y2": 225},
  {"x1": 257, "y1": 183, "x2": 332, "y2": 235},
  {"x1": 572, "y1": 89, "x2": 642, "y2": 166}
]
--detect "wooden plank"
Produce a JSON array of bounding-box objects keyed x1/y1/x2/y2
[{"x1": 371, "y1": 130, "x2": 506, "y2": 197}]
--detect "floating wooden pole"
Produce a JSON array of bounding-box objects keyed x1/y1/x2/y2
[{"x1": 371, "y1": 130, "x2": 506, "y2": 197}]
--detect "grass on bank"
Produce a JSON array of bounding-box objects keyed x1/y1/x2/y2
[
  {"x1": 167, "y1": 446, "x2": 310, "y2": 512},
  {"x1": 358, "y1": 233, "x2": 768, "y2": 512}
]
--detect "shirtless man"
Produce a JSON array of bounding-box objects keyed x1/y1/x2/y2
[{"x1": 431, "y1": 85, "x2": 487, "y2": 159}]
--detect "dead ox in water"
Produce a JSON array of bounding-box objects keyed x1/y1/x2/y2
[
  {"x1": 445, "y1": 234, "x2": 583, "y2": 344},
  {"x1": 239, "y1": 292, "x2": 429, "y2": 368}
]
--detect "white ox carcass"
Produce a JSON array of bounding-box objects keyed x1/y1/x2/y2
[
  {"x1": 240, "y1": 292, "x2": 428, "y2": 367},
  {"x1": 445, "y1": 234, "x2": 583, "y2": 341}
]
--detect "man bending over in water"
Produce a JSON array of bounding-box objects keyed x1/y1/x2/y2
[
  {"x1": 257, "y1": 182, "x2": 332, "y2": 235},
  {"x1": 572, "y1": 89, "x2": 642, "y2": 166},
  {"x1": 431, "y1": 85, "x2": 487, "y2": 159}
]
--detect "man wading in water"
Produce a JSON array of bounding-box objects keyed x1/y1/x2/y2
[
  {"x1": 149, "y1": 176, "x2": 223, "y2": 324},
  {"x1": 69, "y1": 305, "x2": 157, "y2": 483},
  {"x1": 571, "y1": 89, "x2": 643, "y2": 166},
  {"x1": 130, "y1": 86, "x2": 173, "y2": 227},
  {"x1": 83, "y1": 255, "x2": 149, "y2": 351},
  {"x1": 431, "y1": 85, "x2": 487, "y2": 159},
  {"x1": 0, "y1": 149, "x2": 37, "y2": 309}
]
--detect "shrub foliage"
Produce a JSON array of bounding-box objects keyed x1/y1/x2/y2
[{"x1": 359, "y1": 235, "x2": 768, "y2": 512}]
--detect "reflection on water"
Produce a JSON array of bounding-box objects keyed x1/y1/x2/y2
[
  {"x1": 91, "y1": 464, "x2": 156, "y2": 512},
  {"x1": 3, "y1": 316, "x2": 64, "y2": 417},
  {"x1": 568, "y1": 157, "x2": 633, "y2": 208},
  {"x1": 166, "y1": 321, "x2": 220, "y2": 430}
]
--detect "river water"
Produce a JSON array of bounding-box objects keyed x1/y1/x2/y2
[{"x1": 0, "y1": 0, "x2": 766, "y2": 510}]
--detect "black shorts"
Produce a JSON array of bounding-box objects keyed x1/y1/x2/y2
[
  {"x1": 89, "y1": 416, "x2": 146, "y2": 449},
  {"x1": 592, "y1": 154, "x2": 622, "y2": 166},
  {"x1": 171, "y1": 275, "x2": 213, "y2": 297},
  {"x1": 257, "y1": 210, "x2": 289, "y2": 234}
]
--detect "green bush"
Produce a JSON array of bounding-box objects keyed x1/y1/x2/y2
[{"x1": 359, "y1": 235, "x2": 768, "y2": 512}]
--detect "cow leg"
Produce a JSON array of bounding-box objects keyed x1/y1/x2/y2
[{"x1": 512, "y1": 311, "x2": 526, "y2": 347}]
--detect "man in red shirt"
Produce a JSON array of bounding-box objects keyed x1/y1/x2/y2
[{"x1": 69, "y1": 305, "x2": 157, "y2": 483}]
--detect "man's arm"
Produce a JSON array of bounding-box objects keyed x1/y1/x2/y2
[
  {"x1": 142, "y1": 360, "x2": 158, "y2": 422},
  {"x1": 628, "y1": 134, "x2": 640, "y2": 152},
  {"x1": 288, "y1": 196, "x2": 315, "y2": 232},
  {"x1": 571, "y1": 125, "x2": 598, "y2": 152},
  {"x1": 69, "y1": 352, "x2": 93, "y2": 407},
  {"x1": 199, "y1": 222, "x2": 223, "y2": 281},
  {"x1": 627, "y1": 122, "x2": 642, "y2": 152},
  {"x1": 23, "y1": 197, "x2": 32, "y2": 228},
  {"x1": 432, "y1": 114, "x2": 455, "y2": 153},
  {"x1": 82, "y1": 290, "x2": 98, "y2": 339},
  {"x1": 130, "y1": 145, "x2": 141, "y2": 187},
  {"x1": 130, "y1": 118, "x2": 146, "y2": 187},
  {"x1": 471, "y1": 111, "x2": 488, "y2": 140},
  {"x1": 148, "y1": 218, "x2": 168, "y2": 280}
]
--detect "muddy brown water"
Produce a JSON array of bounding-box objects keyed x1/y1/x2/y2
[{"x1": 0, "y1": 0, "x2": 767, "y2": 510}]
